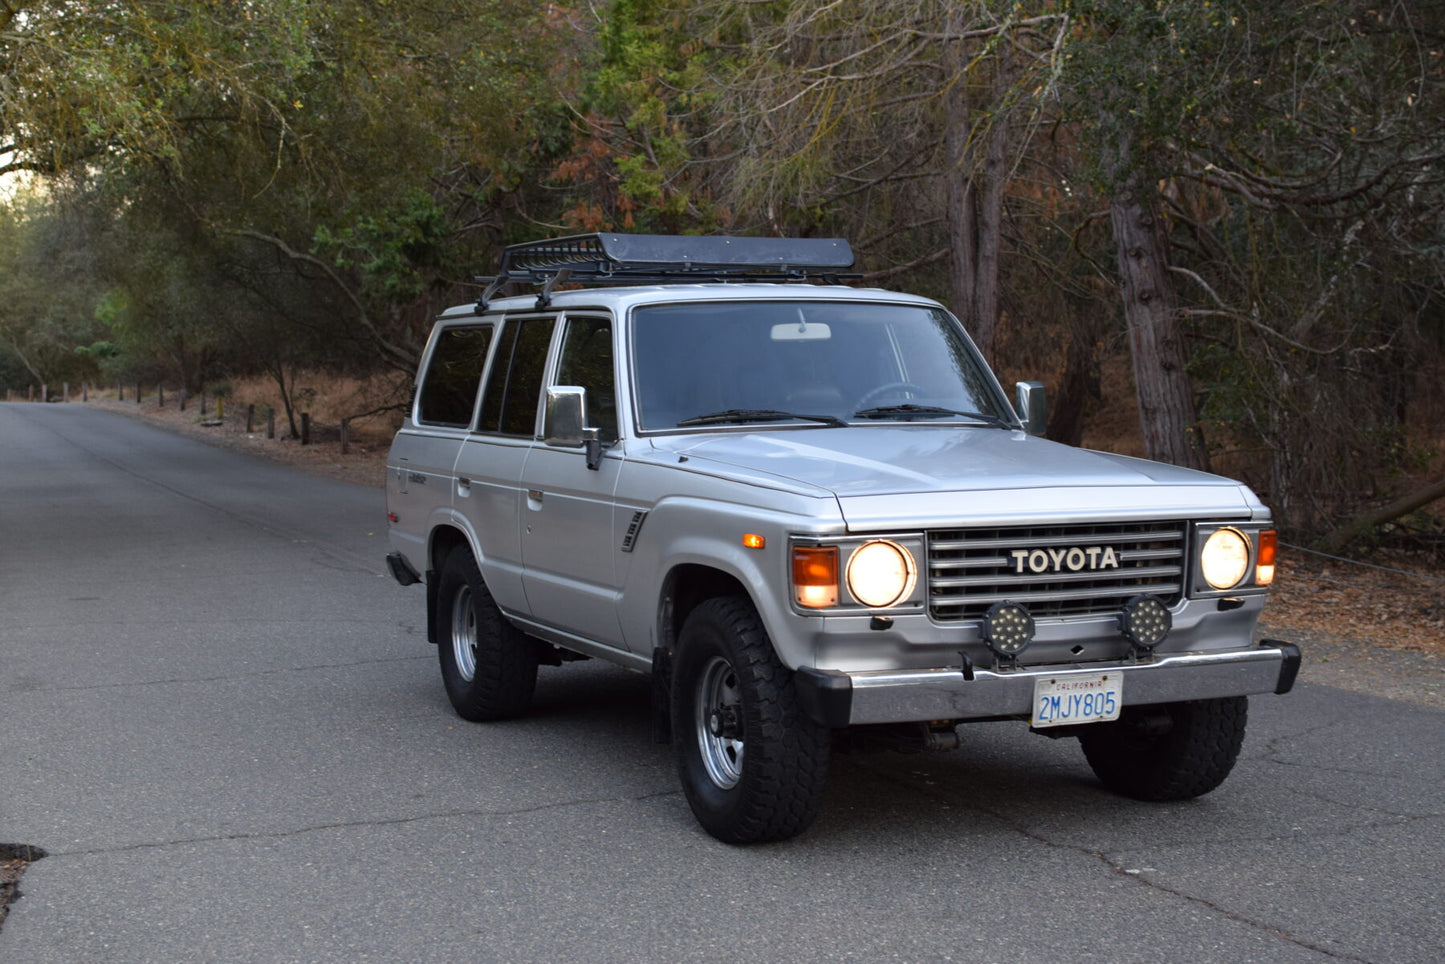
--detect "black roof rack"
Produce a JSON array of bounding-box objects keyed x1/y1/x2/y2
[{"x1": 475, "y1": 233, "x2": 857, "y2": 311}]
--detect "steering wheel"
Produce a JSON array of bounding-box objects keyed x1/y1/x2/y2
[{"x1": 854, "y1": 381, "x2": 925, "y2": 410}]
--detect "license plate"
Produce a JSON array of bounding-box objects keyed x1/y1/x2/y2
[{"x1": 1031, "y1": 672, "x2": 1122, "y2": 728}]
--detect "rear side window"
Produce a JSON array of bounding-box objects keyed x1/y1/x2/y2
[
  {"x1": 417, "y1": 325, "x2": 493, "y2": 427},
  {"x1": 477, "y1": 317, "x2": 556, "y2": 436}
]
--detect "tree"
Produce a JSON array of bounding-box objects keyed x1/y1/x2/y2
[
  {"x1": 704, "y1": 2, "x2": 1069, "y2": 362},
  {"x1": 0, "y1": 192, "x2": 108, "y2": 390},
  {"x1": 1056, "y1": 0, "x2": 1445, "y2": 537}
]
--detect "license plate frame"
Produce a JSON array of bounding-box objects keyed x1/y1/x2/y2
[{"x1": 1031, "y1": 672, "x2": 1123, "y2": 728}]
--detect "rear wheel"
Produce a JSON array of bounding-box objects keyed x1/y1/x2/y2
[
  {"x1": 671, "y1": 596, "x2": 830, "y2": 843},
  {"x1": 435, "y1": 546, "x2": 538, "y2": 721},
  {"x1": 1079, "y1": 696, "x2": 1248, "y2": 801}
]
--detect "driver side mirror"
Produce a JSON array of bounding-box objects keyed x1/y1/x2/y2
[
  {"x1": 545, "y1": 386, "x2": 606, "y2": 470},
  {"x1": 1015, "y1": 381, "x2": 1047, "y2": 436}
]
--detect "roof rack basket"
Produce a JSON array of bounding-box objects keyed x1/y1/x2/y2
[{"x1": 475, "y1": 233, "x2": 856, "y2": 310}]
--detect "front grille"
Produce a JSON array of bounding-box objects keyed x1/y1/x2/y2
[{"x1": 928, "y1": 522, "x2": 1186, "y2": 622}]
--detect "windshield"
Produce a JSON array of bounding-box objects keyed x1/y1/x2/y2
[{"x1": 630, "y1": 300, "x2": 1012, "y2": 432}]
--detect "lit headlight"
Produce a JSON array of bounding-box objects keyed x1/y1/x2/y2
[
  {"x1": 846, "y1": 540, "x2": 917, "y2": 609},
  {"x1": 1200, "y1": 527, "x2": 1251, "y2": 590}
]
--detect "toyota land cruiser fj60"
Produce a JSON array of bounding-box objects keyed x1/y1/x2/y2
[{"x1": 385, "y1": 234, "x2": 1301, "y2": 843}]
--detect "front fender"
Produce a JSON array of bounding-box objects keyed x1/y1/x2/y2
[{"x1": 617, "y1": 493, "x2": 843, "y2": 670}]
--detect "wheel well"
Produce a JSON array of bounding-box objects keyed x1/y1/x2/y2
[
  {"x1": 426, "y1": 526, "x2": 473, "y2": 647},
  {"x1": 429, "y1": 525, "x2": 471, "y2": 573},
  {"x1": 659, "y1": 564, "x2": 750, "y2": 653}
]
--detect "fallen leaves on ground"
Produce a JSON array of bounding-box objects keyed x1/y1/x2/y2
[{"x1": 1266, "y1": 548, "x2": 1445, "y2": 657}]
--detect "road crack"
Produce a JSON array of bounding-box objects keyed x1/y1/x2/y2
[
  {"x1": 847, "y1": 758, "x2": 1382, "y2": 962},
  {"x1": 35, "y1": 789, "x2": 683, "y2": 860}
]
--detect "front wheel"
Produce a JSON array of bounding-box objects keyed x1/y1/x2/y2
[
  {"x1": 434, "y1": 546, "x2": 538, "y2": 721},
  {"x1": 671, "y1": 597, "x2": 830, "y2": 843},
  {"x1": 1079, "y1": 696, "x2": 1248, "y2": 801}
]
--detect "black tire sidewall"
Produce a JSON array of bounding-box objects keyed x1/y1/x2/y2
[
  {"x1": 672, "y1": 615, "x2": 746, "y2": 828},
  {"x1": 435, "y1": 549, "x2": 477, "y2": 705},
  {"x1": 1080, "y1": 696, "x2": 1248, "y2": 801},
  {"x1": 670, "y1": 596, "x2": 830, "y2": 843},
  {"x1": 434, "y1": 546, "x2": 537, "y2": 721}
]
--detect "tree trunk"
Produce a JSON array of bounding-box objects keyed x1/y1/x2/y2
[
  {"x1": 1047, "y1": 312, "x2": 1101, "y2": 446},
  {"x1": 1316, "y1": 476, "x2": 1445, "y2": 554},
  {"x1": 1110, "y1": 178, "x2": 1208, "y2": 471},
  {"x1": 943, "y1": 27, "x2": 1010, "y2": 365}
]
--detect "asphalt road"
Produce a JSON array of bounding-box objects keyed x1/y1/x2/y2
[{"x1": 2, "y1": 402, "x2": 1442, "y2": 964}]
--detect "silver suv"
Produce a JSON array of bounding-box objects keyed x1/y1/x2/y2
[{"x1": 385, "y1": 234, "x2": 1300, "y2": 843}]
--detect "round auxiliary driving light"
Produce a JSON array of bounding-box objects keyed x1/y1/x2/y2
[
  {"x1": 982, "y1": 601, "x2": 1035, "y2": 657},
  {"x1": 1120, "y1": 594, "x2": 1172, "y2": 652}
]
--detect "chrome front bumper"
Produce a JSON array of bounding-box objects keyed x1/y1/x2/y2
[{"x1": 794, "y1": 640, "x2": 1301, "y2": 727}]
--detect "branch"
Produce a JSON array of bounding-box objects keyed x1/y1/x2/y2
[
  {"x1": 227, "y1": 229, "x2": 417, "y2": 370},
  {"x1": 858, "y1": 248, "x2": 948, "y2": 284},
  {"x1": 1316, "y1": 476, "x2": 1445, "y2": 554}
]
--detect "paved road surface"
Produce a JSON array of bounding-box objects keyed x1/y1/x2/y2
[{"x1": 2, "y1": 403, "x2": 1441, "y2": 963}]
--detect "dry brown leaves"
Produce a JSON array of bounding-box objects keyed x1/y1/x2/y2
[{"x1": 1265, "y1": 548, "x2": 1445, "y2": 658}]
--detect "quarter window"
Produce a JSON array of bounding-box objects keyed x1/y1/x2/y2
[{"x1": 417, "y1": 325, "x2": 493, "y2": 427}]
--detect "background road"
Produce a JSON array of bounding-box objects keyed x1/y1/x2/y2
[{"x1": 2, "y1": 403, "x2": 1441, "y2": 963}]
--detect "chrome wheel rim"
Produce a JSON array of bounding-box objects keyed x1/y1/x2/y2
[
  {"x1": 450, "y1": 585, "x2": 478, "y2": 682},
  {"x1": 696, "y1": 655, "x2": 743, "y2": 789}
]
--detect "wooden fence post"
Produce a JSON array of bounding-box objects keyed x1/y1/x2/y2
[
  {"x1": 40, "y1": 383, "x2": 47, "y2": 402},
  {"x1": 63, "y1": 382, "x2": 69, "y2": 402},
  {"x1": 246, "y1": 404, "x2": 255, "y2": 433},
  {"x1": 340, "y1": 418, "x2": 350, "y2": 455},
  {"x1": 200, "y1": 391, "x2": 206, "y2": 416},
  {"x1": 117, "y1": 383, "x2": 123, "y2": 401},
  {"x1": 301, "y1": 412, "x2": 311, "y2": 445},
  {"x1": 158, "y1": 385, "x2": 165, "y2": 408},
  {"x1": 266, "y1": 408, "x2": 275, "y2": 439},
  {"x1": 82, "y1": 382, "x2": 88, "y2": 402},
  {"x1": 135, "y1": 383, "x2": 142, "y2": 404}
]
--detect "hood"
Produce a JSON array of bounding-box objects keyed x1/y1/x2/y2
[{"x1": 649, "y1": 427, "x2": 1262, "y2": 530}]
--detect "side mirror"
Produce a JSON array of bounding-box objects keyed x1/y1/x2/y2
[
  {"x1": 1015, "y1": 381, "x2": 1047, "y2": 436},
  {"x1": 544, "y1": 386, "x2": 605, "y2": 470},
  {"x1": 544, "y1": 386, "x2": 587, "y2": 446}
]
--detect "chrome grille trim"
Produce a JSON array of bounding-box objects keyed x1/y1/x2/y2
[{"x1": 928, "y1": 522, "x2": 1188, "y2": 621}]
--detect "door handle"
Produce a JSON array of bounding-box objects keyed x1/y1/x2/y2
[{"x1": 527, "y1": 489, "x2": 544, "y2": 510}]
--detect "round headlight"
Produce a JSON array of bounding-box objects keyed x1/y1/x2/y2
[
  {"x1": 846, "y1": 540, "x2": 917, "y2": 609},
  {"x1": 1201, "y1": 527, "x2": 1251, "y2": 590}
]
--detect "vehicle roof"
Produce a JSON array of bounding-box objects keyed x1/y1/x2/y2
[{"x1": 436, "y1": 283, "x2": 945, "y2": 321}]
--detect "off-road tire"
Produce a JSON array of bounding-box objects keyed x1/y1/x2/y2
[
  {"x1": 435, "y1": 546, "x2": 538, "y2": 721},
  {"x1": 671, "y1": 596, "x2": 831, "y2": 843},
  {"x1": 1079, "y1": 696, "x2": 1248, "y2": 801}
]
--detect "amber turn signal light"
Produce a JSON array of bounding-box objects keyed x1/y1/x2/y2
[
  {"x1": 1256, "y1": 529, "x2": 1277, "y2": 586},
  {"x1": 792, "y1": 546, "x2": 838, "y2": 608}
]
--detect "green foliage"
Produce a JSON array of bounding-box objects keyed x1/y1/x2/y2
[
  {"x1": 0, "y1": 0, "x2": 1439, "y2": 540},
  {"x1": 551, "y1": 0, "x2": 728, "y2": 232},
  {"x1": 312, "y1": 190, "x2": 454, "y2": 305}
]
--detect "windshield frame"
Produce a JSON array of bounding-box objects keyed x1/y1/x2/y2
[{"x1": 625, "y1": 295, "x2": 1019, "y2": 437}]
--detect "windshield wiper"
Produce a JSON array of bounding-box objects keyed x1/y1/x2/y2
[
  {"x1": 677, "y1": 408, "x2": 848, "y2": 428},
  {"x1": 853, "y1": 404, "x2": 1015, "y2": 428}
]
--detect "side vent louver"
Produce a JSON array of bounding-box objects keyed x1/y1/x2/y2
[{"x1": 621, "y1": 511, "x2": 648, "y2": 552}]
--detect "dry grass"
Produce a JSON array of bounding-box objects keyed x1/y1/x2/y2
[
  {"x1": 223, "y1": 370, "x2": 411, "y2": 443},
  {"x1": 84, "y1": 370, "x2": 401, "y2": 488}
]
